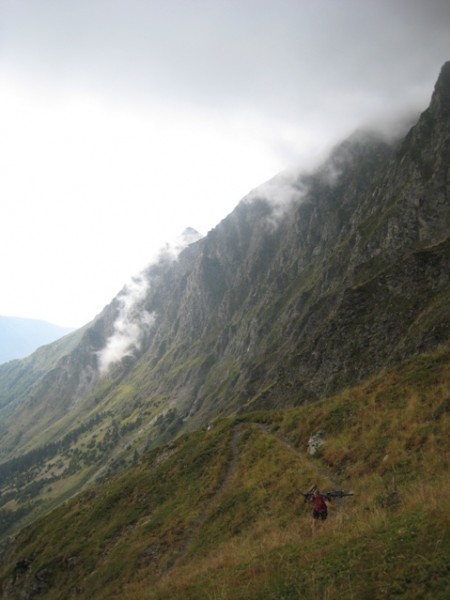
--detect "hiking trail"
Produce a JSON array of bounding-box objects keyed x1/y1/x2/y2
[{"x1": 166, "y1": 421, "x2": 342, "y2": 571}]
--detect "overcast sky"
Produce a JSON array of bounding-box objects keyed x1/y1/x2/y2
[{"x1": 1, "y1": 0, "x2": 449, "y2": 327}]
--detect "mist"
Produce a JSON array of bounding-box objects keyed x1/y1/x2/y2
[
  {"x1": 97, "y1": 274, "x2": 155, "y2": 375},
  {"x1": 97, "y1": 229, "x2": 203, "y2": 374}
]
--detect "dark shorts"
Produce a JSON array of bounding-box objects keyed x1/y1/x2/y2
[{"x1": 312, "y1": 510, "x2": 328, "y2": 521}]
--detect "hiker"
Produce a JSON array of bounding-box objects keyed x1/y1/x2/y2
[{"x1": 307, "y1": 489, "x2": 329, "y2": 533}]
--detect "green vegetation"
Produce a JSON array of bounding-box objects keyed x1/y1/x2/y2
[
  {"x1": 1, "y1": 347, "x2": 449, "y2": 599},
  {"x1": 0, "y1": 406, "x2": 151, "y2": 539}
]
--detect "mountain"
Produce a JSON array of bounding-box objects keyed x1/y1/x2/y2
[
  {"x1": 0, "y1": 61, "x2": 449, "y2": 567},
  {"x1": 0, "y1": 317, "x2": 74, "y2": 364}
]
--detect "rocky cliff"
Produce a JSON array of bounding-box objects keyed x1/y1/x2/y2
[{"x1": 99, "y1": 62, "x2": 450, "y2": 421}]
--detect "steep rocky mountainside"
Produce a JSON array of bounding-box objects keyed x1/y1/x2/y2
[{"x1": 0, "y1": 63, "x2": 449, "y2": 539}]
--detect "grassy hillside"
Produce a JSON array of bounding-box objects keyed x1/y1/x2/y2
[{"x1": 1, "y1": 346, "x2": 449, "y2": 599}]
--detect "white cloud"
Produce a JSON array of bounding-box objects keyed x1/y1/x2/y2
[
  {"x1": 244, "y1": 169, "x2": 309, "y2": 230},
  {"x1": 97, "y1": 273, "x2": 155, "y2": 375},
  {"x1": 96, "y1": 229, "x2": 203, "y2": 374}
]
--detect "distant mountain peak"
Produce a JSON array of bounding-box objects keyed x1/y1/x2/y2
[
  {"x1": 0, "y1": 316, "x2": 74, "y2": 364},
  {"x1": 180, "y1": 227, "x2": 203, "y2": 245},
  {"x1": 430, "y1": 61, "x2": 450, "y2": 116}
]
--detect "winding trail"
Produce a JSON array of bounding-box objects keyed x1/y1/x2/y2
[
  {"x1": 166, "y1": 424, "x2": 244, "y2": 572},
  {"x1": 167, "y1": 421, "x2": 343, "y2": 571}
]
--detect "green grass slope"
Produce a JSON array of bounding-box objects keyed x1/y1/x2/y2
[{"x1": 1, "y1": 347, "x2": 449, "y2": 599}]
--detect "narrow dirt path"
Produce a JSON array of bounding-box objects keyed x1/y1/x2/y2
[
  {"x1": 166, "y1": 421, "x2": 345, "y2": 571},
  {"x1": 166, "y1": 424, "x2": 244, "y2": 572}
]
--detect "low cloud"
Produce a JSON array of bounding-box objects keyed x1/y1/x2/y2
[
  {"x1": 242, "y1": 116, "x2": 412, "y2": 230},
  {"x1": 155, "y1": 227, "x2": 203, "y2": 262},
  {"x1": 97, "y1": 273, "x2": 155, "y2": 375},
  {"x1": 244, "y1": 168, "x2": 309, "y2": 229},
  {"x1": 97, "y1": 229, "x2": 203, "y2": 375}
]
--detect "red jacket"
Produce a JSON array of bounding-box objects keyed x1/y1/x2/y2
[{"x1": 309, "y1": 494, "x2": 328, "y2": 513}]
